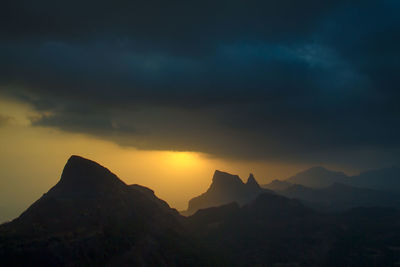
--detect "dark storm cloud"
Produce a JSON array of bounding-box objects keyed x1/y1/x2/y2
[{"x1": 1, "y1": 0, "x2": 399, "y2": 168}]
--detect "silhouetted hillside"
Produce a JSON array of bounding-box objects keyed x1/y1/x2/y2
[
  {"x1": 2, "y1": 156, "x2": 400, "y2": 266},
  {"x1": 0, "y1": 156, "x2": 208, "y2": 266},
  {"x1": 187, "y1": 192, "x2": 333, "y2": 266},
  {"x1": 183, "y1": 170, "x2": 271, "y2": 216},
  {"x1": 187, "y1": 193, "x2": 400, "y2": 266}
]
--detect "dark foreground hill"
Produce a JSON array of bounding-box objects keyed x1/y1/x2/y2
[
  {"x1": 187, "y1": 195, "x2": 400, "y2": 267},
  {"x1": 1, "y1": 156, "x2": 400, "y2": 266},
  {"x1": 0, "y1": 156, "x2": 208, "y2": 266}
]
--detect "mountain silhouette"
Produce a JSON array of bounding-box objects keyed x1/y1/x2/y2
[
  {"x1": 183, "y1": 170, "x2": 271, "y2": 216},
  {"x1": 12, "y1": 156, "x2": 181, "y2": 229},
  {"x1": 187, "y1": 192, "x2": 332, "y2": 266},
  {"x1": 187, "y1": 191, "x2": 400, "y2": 266},
  {"x1": 286, "y1": 166, "x2": 349, "y2": 188},
  {"x1": 0, "y1": 155, "x2": 206, "y2": 266},
  {"x1": 263, "y1": 179, "x2": 292, "y2": 191},
  {"x1": 282, "y1": 166, "x2": 400, "y2": 193},
  {"x1": 246, "y1": 173, "x2": 259, "y2": 189},
  {"x1": 47, "y1": 155, "x2": 127, "y2": 197},
  {"x1": 264, "y1": 165, "x2": 400, "y2": 211},
  {"x1": 273, "y1": 182, "x2": 400, "y2": 211},
  {"x1": 2, "y1": 156, "x2": 400, "y2": 266}
]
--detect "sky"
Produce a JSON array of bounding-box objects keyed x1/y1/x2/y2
[
  {"x1": 0, "y1": 0, "x2": 399, "y2": 221},
  {"x1": 0, "y1": 96, "x2": 307, "y2": 222}
]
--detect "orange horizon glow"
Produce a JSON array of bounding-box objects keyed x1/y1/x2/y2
[{"x1": 0, "y1": 95, "x2": 352, "y2": 223}]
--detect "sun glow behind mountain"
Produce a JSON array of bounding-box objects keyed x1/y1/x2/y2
[
  {"x1": 0, "y1": 95, "x2": 319, "y2": 222},
  {"x1": 165, "y1": 152, "x2": 202, "y2": 169}
]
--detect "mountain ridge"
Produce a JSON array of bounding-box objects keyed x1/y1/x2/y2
[
  {"x1": 0, "y1": 155, "x2": 205, "y2": 266},
  {"x1": 2, "y1": 156, "x2": 400, "y2": 266},
  {"x1": 264, "y1": 165, "x2": 400, "y2": 193},
  {"x1": 286, "y1": 166, "x2": 349, "y2": 188},
  {"x1": 183, "y1": 170, "x2": 269, "y2": 216}
]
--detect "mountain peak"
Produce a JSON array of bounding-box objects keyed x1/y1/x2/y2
[
  {"x1": 48, "y1": 155, "x2": 126, "y2": 197},
  {"x1": 303, "y1": 166, "x2": 347, "y2": 176},
  {"x1": 262, "y1": 179, "x2": 292, "y2": 191},
  {"x1": 63, "y1": 155, "x2": 107, "y2": 172},
  {"x1": 185, "y1": 170, "x2": 265, "y2": 215},
  {"x1": 210, "y1": 170, "x2": 244, "y2": 190},
  {"x1": 246, "y1": 173, "x2": 260, "y2": 189},
  {"x1": 306, "y1": 166, "x2": 330, "y2": 173},
  {"x1": 286, "y1": 166, "x2": 348, "y2": 188}
]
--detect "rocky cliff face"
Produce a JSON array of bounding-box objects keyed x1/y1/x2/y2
[{"x1": 184, "y1": 170, "x2": 270, "y2": 216}]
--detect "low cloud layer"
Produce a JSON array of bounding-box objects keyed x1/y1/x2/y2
[{"x1": 1, "y1": 0, "x2": 399, "y2": 168}]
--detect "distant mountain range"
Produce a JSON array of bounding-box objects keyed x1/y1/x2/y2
[
  {"x1": 184, "y1": 165, "x2": 400, "y2": 214},
  {"x1": 272, "y1": 182, "x2": 400, "y2": 211},
  {"x1": 273, "y1": 165, "x2": 400, "y2": 192},
  {"x1": 1, "y1": 156, "x2": 400, "y2": 266},
  {"x1": 262, "y1": 165, "x2": 400, "y2": 211},
  {"x1": 286, "y1": 166, "x2": 349, "y2": 188}
]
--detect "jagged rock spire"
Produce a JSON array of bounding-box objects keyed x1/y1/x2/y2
[{"x1": 246, "y1": 173, "x2": 260, "y2": 189}]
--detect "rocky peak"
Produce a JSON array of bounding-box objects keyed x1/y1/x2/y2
[
  {"x1": 48, "y1": 155, "x2": 126, "y2": 197},
  {"x1": 246, "y1": 173, "x2": 260, "y2": 189},
  {"x1": 209, "y1": 170, "x2": 244, "y2": 191}
]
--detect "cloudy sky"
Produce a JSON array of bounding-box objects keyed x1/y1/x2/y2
[{"x1": 0, "y1": 0, "x2": 399, "y2": 220}]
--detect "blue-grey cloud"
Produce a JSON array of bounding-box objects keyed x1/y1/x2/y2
[{"x1": 1, "y1": 0, "x2": 399, "y2": 169}]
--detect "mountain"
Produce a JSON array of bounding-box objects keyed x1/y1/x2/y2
[
  {"x1": 275, "y1": 182, "x2": 400, "y2": 211},
  {"x1": 286, "y1": 166, "x2": 349, "y2": 188},
  {"x1": 0, "y1": 205, "x2": 19, "y2": 225},
  {"x1": 263, "y1": 179, "x2": 292, "y2": 191},
  {"x1": 183, "y1": 170, "x2": 271, "y2": 216},
  {"x1": 188, "y1": 192, "x2": 332, "y2": 266},
  {"x1": 2, "y1": 156, "x2": 400, "y2": 266},
  {"x1": 187, "y1": 192, "x2": 400, "y2": 266},
  {"x1": 283, "y1": 166, "x2": 400, "y2": 193},
  {"x1": 350, "y1": 166, "x2": 400, "y2": 192},
  {"x1": 0, "y1": 156, "x2": 207, "y2": 266},
  {"x1": 246, "y1": 173, "x2": 260, "y2": 190}
]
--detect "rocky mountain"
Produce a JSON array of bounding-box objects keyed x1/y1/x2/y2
[
  {"x1": 0, "y1": 156, "x2": 207, "y2": 266},
  {"x1": 183, "y1": 170, "x2": 271, "y2": 216}
]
